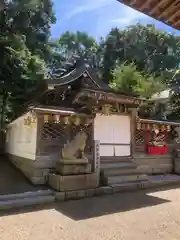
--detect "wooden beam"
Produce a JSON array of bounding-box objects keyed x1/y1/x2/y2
[
  {"x1": 173, "y1": 18, "x2": 180, "y2": 28},
  {"x1": 129, "y1": 0, "x2": 138, "y2": 6},
  {"x1": 158, "y1": 0, "x2": 179, "y2": 19},
  {"x1": 139, "y1": 0, "x2": 152, "y2": 11},
  {"x1": 149, "y1": 0, "x2": 171, "y2": 15},
  {"x1": 167, "y1": 8, "x2": 180, "y2": 23}
]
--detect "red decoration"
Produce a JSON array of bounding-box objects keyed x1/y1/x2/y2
[
  {"x1": 148, "y1": 146, "x2": 168, "y2": 155},
  {"x1": 146, "y1": 129, "x2": 168, "y2": 155}
]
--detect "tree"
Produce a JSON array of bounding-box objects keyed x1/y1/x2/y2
[
  {"x1": 2, "y1": 0, "x2": 56, "y2": 60},
  {"x1": 110, "y1": 62, "x2": 165, "y2": 98},
  {"x1": 102, "y1": 24, "x2": 180, "y2": 84},
  {"x1": 0, "y1": 33, "x2": 47, "y2": 126},
  {"x1": 50, "y1": 31, "x2": 104, "y2": 77},
  {"x1": 0, "y1": 0, "x2": 55, "y2": 127},
  {"x1": 169, "y1": 69, "x2": 180, "y2": 119}
]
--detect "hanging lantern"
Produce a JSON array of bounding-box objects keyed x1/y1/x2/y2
[
  {"x1": 44, "y1": 115, "x2": 49, "y2": 123},
  {"x1": 141, "y1": 123, "x2": 146, "y2": 130},
  {"x1": 152, "y1": 124, "x2": 157, "y2": 130},
  {"x1": 161, "y1": 125, "x2": 166, "y2": 132},
  {"x1": 54, "y1": 114, "x2": 60, "y2": 123},
  {"x1": 154, "y1": 128, "x2": 159, "y2": 135},
  {"x1": 24, "y1": 118, "x2": 28, "y2": 126},
  {"x1": 74, "y1": 116, "x2": 81, "y2": 126},
  {"x1": 137, "y1": 122, "x2": 141, "y2": 130},
  {"x1": 64, "y1": 116, "x2": 70, "y2": 125},
  {"x1": 167, "y1": 125, "x2": 171, "y2": 132},
  {"x1": 26, "y1": 116, "x2": 31, "y2": 126},
  {"x1": 30, "y1": 111, "x2": 36, "y2": 125},
  {"x1": 31, "y1": 115, "x2": 37, "y2": 127},
  {"x1": 147, "y1": 124, "x2": 150, "y2": 130}
]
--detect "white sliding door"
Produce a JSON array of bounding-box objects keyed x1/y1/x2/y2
[{"x1": 94, "y1": 114, "x2": 131, "y2": 157}]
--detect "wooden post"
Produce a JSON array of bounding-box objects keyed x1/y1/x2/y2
[
  {"x1": 130, "y1": 108, "x2": 137, "y2": 157},
  {"x1": 93, "y1": 140, "x2": 100, "y2": 175},
  {"x1": 35, "y1": 113, "x2": 44, "y2": 157}
]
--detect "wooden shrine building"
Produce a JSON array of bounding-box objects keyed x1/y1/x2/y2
[{"x1": 5, "y1": 64, "x2": 180, "y2": 189}]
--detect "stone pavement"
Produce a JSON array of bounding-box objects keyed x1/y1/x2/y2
[{"x1": 1, "y1": 185, "x2": 180, "y2": 240}]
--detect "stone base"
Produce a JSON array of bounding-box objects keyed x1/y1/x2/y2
[
  {"x1": 175, "y1": 158, "x2": 180, "y2": 174},
  {"x1": 60, "y1": 158, "x2": 88, "y2": 165},
  {"x1": 48, "y1": 173, "x2": 99, "y2": 191},
  {"x1": 56, "y1": 162, "x2": 91, "y2": 175}
]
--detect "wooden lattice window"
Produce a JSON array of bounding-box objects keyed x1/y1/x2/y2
[
  {"x1": 135, "y1": 129, "x2": 145, "y2": 145},
  {"x1": 41, "y1": 121, "x2": 93, "y2": 154},
  {"x1": 42, "y1": 122, "x2": 69, "y2": 141}
]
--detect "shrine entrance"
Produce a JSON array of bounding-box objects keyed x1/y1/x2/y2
[{"x1": 94, "y1": 113, "x2": 131, "y2": 157}]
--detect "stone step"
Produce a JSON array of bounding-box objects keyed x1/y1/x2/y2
[
  {"x1": 134, "y1": 154, "x2": 172, "y2": 160},
  {"x1": 101, "y1": 161, "x2": 136, "y2": 169},
  {"x1": 102, "y1": 166, "x2": 137, "y2": 176},
  {"x1": 101, "y1": 156, "x2": 133, "y2": 161},
  {"x1": 110, "y1": 181, "x2": 141, "y2": 192},
  {"x1": 106, "y1": 174, "x2": 149, "y2": 185},
  {"x1": 0, "y1": 195, "x2": 55, "y2": 210}
]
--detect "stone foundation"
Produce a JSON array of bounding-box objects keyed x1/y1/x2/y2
[
  {"x1": 48, "y1": 173, "x2": 99, "y2": 191},
  {"x1": 134, "y1": 155, "x2": 173, "y2": 174},
  {"x1": 175, "y1": 158, "x2": 180, "y2": 174},
  {"x1": 56, "y1": 162, "x2": 91, "y2": 175},
  {"x1": 7, "y1": 154, "x2": 50, "y2": 185}
]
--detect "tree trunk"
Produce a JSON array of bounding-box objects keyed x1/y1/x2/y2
[{"x1": 0, "y1": 91, "x2": 8, "y2": 129}]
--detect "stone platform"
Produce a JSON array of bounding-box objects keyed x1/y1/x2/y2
[
  {"x1": 48, "y1": 173, "x2": 99, "y2": 192},
  {"x1": 56, "y1": 162, "x2": 91, "y2": 175}
]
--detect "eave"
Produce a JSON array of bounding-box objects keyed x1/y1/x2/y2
[
  {"x1": 119, "y1": 0, "x2": 180, "y2": 30},
  {"x1": 73, "y1": 88, "x2": 145, "y2": 106}
]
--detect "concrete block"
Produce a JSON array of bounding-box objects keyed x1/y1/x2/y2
[
  {"x1": 48, "y1": 174, "x2": 60, "y2": 191},
  {"x1": 112, "y1": 183, "x2": 138, "y2": 193},
  {"x1": 55, "y1": 192, "x2": 65, "y2": 201},
  {"x1": 56, "y1": 163, "x2": 91, "y2": 175},
  {"x1": 86, "y1": 189, "x2": 95, "y2": 197},
  {"x1": 137, "y1": 181, "x2": 150, "y2": 190},
  {"x1": 95, "y1": 186, "x2": 113, "y2": 196},
  {"x1": 65, "y1": 190, "x2": 86, "y2": 200},
  {"x1": 48, "y1": 173, "x2": 99, "y2": 192},
  {"x1": 175, "y1": 159, "x2": 180, "y2": 174},
  {"x1": 65, "y1": 191, "x2": 77, "y2": 200},
  {"x1": 31, "y1": 177, "x2": 46, "y2": 185},
  {"x1": 60, "y1": 158, "x2": 88, "y2": 165}
]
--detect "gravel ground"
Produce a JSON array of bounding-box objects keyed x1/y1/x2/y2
[{"x1": 1, "y1": 186, "x2": 180, "y2": 240}]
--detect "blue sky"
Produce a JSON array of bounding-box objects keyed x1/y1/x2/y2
[{"x1": 51, "y1": 0, "x2": 179, "y2": 40}]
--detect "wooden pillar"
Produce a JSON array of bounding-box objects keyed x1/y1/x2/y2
[
  {"x1": 130, "y1": 108, "x2": 137, "y2": 156},
  {"x1": 35, "y1": 113, "x2": 44, "y2": 157}
]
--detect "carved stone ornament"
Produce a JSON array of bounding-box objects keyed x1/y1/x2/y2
[{"x1": 61, "y1": 130, "x2": 88, "y2": 161}]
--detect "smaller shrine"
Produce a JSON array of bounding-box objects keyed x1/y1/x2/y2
[{"x1": 135, "y1": 119, "x2": 180, "y2": 155}]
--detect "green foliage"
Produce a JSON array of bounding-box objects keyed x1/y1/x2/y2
[
  {"x1": 51, "y1": 31, "x2": 103, "y2": 73},
  {"x1": 169, "y1": 69, "x2": 180, "y2": 119},
  {"x1": 0, "y1": 0, "x2": 55, "y2": 127},
  {"x1": 102, "y1": 24, "x2": 180, "y2": 83},
  {"x1": 110, "y1": 62, "x2": 165, "y2": 98}
]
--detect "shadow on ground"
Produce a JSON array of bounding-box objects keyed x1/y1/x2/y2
[
  {"x1": 54, "y1": 190, "x2": 170, "y2": 220},
  {"x1": 1, "y1": 184, "x2": 179, "y2": 220},
  {"x1": 1, "y1": 155, "x2": 180, "y2": 220},
  {"x1": 0, "y1": 156, "x2": 48, "y2": 195}
]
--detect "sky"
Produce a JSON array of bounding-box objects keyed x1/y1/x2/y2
[{"x1": 51, "y1": 0, "x2": 179, "y2": 40}]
